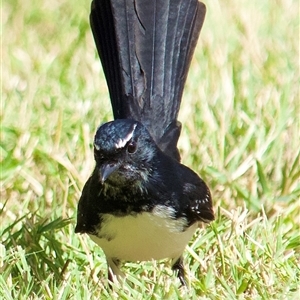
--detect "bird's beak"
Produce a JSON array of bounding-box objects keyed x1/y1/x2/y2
[{"x1": 99, "y1": 163, "x2": 119, "y2": 184}]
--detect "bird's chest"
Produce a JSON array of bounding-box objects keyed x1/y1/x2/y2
[{"x1": 89, "y1": 205, "x2": 197, "y2": 261}]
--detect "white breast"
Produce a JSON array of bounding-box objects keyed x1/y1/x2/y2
[{"x1": 89, "y1": 205, "x2": 197, "y2": 262}]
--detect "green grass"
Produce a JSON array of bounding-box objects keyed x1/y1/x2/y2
[{"x1": 1, "y1": 0, "x2": 299, "y2": 299}]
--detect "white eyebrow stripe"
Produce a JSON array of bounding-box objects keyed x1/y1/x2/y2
[{"x1": 115, "y1": 123, "x2": 137, "y2": 149}]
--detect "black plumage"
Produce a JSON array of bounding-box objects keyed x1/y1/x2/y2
[
  {"x1": 76, "y1": 0, "x2": 214, "y2": 285},
  {"x1": 89, "y1": 0, "x2": 206, "y2": 160}
]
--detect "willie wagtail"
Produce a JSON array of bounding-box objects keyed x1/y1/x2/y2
[{"x1": 75, "y1": 0, "x2": 214, "y2": 285}]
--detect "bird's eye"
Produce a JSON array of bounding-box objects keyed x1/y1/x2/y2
[
  {"x1": 94, "y1": 146, "x2": 103, "y2": 159},
  {"x1": 127, "y1": 140, "x2": 137, "y2": 154}
]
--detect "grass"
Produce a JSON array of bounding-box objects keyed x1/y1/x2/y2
[{"x1": 1, "y1": 0, "x2": 299, "y2": 299}]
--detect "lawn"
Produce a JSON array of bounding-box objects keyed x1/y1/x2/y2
[{"x1": 1, "y1": 0, "x2": 299, "y2": 299}]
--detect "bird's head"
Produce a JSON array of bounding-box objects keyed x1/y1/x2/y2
[{"x1": 93, "y1": 119, "x2": 158, "y2": 187}]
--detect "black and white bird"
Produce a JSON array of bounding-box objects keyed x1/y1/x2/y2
[{"x1": 75, "y1": 0, "x2": 214, "y2": 285}]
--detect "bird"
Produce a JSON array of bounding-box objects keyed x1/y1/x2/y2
[{"x1": 75, "y1": 0, "x2": 214, "y2": 286}]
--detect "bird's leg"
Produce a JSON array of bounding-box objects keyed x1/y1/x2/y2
[
  {"x1": 107, "y1": 257, "x2": 124, "y2": 283},
  {"x1": 107, "y1": 266, "x2": 116, "y2": 284},
  {"x1": 172, "y1": 256, "x2": 187, "y2": 286}
]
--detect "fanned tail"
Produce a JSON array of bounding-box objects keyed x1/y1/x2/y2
[{"x1": 90, "y1": 0, "x2": 206, "y2": 160}]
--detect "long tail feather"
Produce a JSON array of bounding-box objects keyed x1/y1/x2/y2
[{"x1": 90, "y1": 0, "x2": 206, "y2": 160}]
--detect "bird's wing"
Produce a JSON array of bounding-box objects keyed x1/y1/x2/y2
[
  {"x1": 90, "y1": 0, "x2": 206, "y2": 160},
  {"x1": 75, "y1": 171, "x2": 102, "y2": 234},
  {"x1": 185, "y1": 181, "x2": 214, "y2": 224}
]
